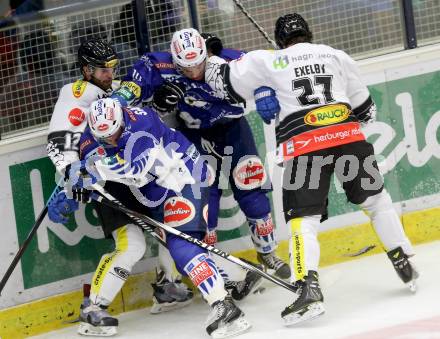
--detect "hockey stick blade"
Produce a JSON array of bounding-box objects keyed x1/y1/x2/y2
[
  {"x1": 91, "y1": 191, "x2": 298, "y2": 295},
  {"x1": 343, "y1": 245, "x2": 376, "y2": 257}
]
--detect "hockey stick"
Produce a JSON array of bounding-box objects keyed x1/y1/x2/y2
[
  {"x1": 231, "y1": 0, "x2": 278, "y2": 49},
  {"x1": 90, "y1": 190, "x2": 298, "y2": 294},
  {"x1": 0, "y1": 183, "x2": 63, "y2": 295},
  {"x1": 92, "y1": 184, "x2": 167, "y2": 247}
]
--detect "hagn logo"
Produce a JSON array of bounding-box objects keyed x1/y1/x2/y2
[
  {"x1": 304, "y1": 104, "x2": 350, "y2": 126},
  {"x1": 164, "y1": 197, "x2": 195, "y2": 227},
  {"x1": 273, "y1": 55, "x2": 289, "y2": 69}
]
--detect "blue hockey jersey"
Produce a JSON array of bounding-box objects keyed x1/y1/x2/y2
[
  {"x1": 117, "y1": 49, "x2": 245, "y2": 128},
  {"x1": 79, "y1": 105, "x2": 206, "y2": 194}
]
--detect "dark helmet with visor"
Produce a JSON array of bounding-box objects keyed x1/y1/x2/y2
[{"x1": 78, "y1": 38, "x2": 119, "y2": 70}]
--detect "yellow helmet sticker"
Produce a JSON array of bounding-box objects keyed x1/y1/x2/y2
[{"x1": 104, "y1": 59, "x2": 119, "y2": 68}]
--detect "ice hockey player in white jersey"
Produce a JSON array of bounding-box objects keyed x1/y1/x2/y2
[
  {"x1": 205, "y1": 13, "x2": 418, "y2": 326},
  {"x1": 47, "y1": 38, "x2": 121, "y2": 173}
]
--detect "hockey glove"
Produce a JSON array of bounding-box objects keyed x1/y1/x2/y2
[
  {"x1": 48, "y1": 190, "x2": 79, "y2": 224},
  {"x1": 65, "y1": 159, "x2": 101, "y2": 192},
  {"x1": 254, "y1": 86, "x2": 280, "y2": 124},
  {"x1": 152, "y1": 81, "x2": 186, "y2": 114},
  {"x1": 201, "y1": 32, "x2": 223, "y2": 56}
]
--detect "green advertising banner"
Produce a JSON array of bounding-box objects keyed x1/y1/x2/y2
[
  {"x1": 9, "y1": 158, "x2": 158, "y2": 289},
  {"x1": 328, "y1": 70, "x2": 440, "y2": 216}
]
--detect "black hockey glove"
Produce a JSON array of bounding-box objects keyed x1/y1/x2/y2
[
  {"x1": 63, "y1": 163, "x2": 92, "y2": 203},
  {"x1": 72, "y1": 188, "x2": 92, "y2": 203},
  {"x1": 152, "y1": 81, "x2": 186, "y2": 114},
  {"x1": 201, "y1": 32, "x2": 223, "y2": 56}
]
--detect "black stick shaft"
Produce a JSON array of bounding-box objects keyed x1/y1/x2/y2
[
  {"x1": 232, "y1": 0, "x2": 278, "y2": 49},
  {"x1": 0, "y1": 207, "x2": 48, "y2": 295},
  {"x1": 92, "y1": 192, "x2": 297, "y2": 294}
]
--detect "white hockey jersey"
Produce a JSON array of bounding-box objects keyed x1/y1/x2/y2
[
  {"x1": 47, "y1": 79, "x2": 120, "y2": 173},
  {"x1": 206, "y1": 43, "x2": 376, "y2": 160}
]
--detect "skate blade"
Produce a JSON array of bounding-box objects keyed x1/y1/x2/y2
[
  {"x1": 283, "y1": 302, "x2": 325, "y2": 326},
  {"x1": 234, "y1": 276, "x2": 265, "y2": 301},
  {"x1": 250, "y1": 278, "x2": 265, "y2": 295},
  {"x1": 407, "y1": 280, "x2": 417, "y2": 293},
  {"x1": 150, "y1": 298, "x2": 192, "y2": 314},
  {"x1": 211, "y1": 316, "x2": 252, "y2": 339},
  {"x1": 78, "y1": 322, "x2": 117, "y2": 337}
]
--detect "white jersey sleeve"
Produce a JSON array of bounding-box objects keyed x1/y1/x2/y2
[
  {"x1": 46, "y1": 80, "x2": 117, "y2": 173},
  {"x1": 205, "y1": 51, "x2": 274, "y2": 103},
  {"x1": 336, "y1": 50, "x2": 377, "y2": 123},
  {"x1": 227, "y1": 50, "x2": 276, "y2": 100}
]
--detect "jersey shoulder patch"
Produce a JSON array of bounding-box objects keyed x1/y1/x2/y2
[{"x1": 72, "y1": 79, "x2": 88, "y2": 98}]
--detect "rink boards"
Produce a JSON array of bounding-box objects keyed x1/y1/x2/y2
[{"x1": 1, "y1": 44, "x2": 440, "y2": 338}]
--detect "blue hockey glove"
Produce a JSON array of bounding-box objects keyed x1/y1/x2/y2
[
  {"x1": 254, "y1": 86, "x2": 280, "y2": 124},
  {"x1": 48, "y1": 191, "x2": 79, "y2": 224}
]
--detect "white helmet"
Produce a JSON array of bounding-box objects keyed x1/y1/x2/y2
[
  {"x1": 88, "y1": 98, "x2": 124, "y2": 141},
  {"x1": 170, "y1": 28, "x2": 207, "y2": 68}
]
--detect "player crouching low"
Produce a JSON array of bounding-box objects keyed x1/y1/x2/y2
[{"x1": 61, "y1": 98, "x2": 251, "y2": 338}]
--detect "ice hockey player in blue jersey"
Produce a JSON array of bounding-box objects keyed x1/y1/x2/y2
[
  {"x1": 111, "y1": 28, "x2": 290, "y2": 282},
  {"x1": 63, "y1": 98, "x2": 252, "y2": 338}
]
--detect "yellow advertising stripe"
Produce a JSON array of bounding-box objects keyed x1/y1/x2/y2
[
  {"x1": 289, "y1": 218, "x2": 306, "y2": 281},
  {"x1": 1, "y1": 207, "x2": 440, "y2": 338}
]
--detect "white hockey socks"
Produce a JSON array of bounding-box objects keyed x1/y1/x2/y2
[
  {"x1": 90, "y1": 224, "x2": 146, "y2": 305},
  {"x1": 360, "y1": 190, "x2": 414, "y2": 256}
]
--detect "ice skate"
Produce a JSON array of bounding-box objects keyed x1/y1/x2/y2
[
  {"x1": 78, "y1": 298, "x2": 118, "y2": 337},
  {"x1": 387, "y1": 247, "x2": 419, "y2": 293},
  {"x1": 206, "y1": 296, "x2": 251, "y2": 339},
  {"x1": 281, "y1": 271, "x2": 325, "y2": 326},
  {"x1": 257, "y1": 251, "x2": 291, "y2": 279},
  {"x1": 225, "y1": 268, "x2": 264, "y2": 301},
  {"x1": 150, "y1": 270, "x2": 194, "y2": 314}
]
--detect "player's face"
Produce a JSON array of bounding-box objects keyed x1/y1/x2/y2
[
  {"x1": 100, "y1": 127, "x2": 123, "y2": 146},
  {"x1": 181, "y1": 61, "x2": 205, "y2": 81},
  {"x1": 83, "y1": 66, "x2": 117, "y2": 90}
]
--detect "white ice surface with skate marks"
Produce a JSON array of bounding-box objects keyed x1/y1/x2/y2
[{"x1": 32, "y1": 241, "x2": 440, "y2": 339}]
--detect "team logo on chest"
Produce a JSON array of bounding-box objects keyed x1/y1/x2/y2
[
  {"x1": 233, "y1": 157, "x2": 266, "y2": 190},
  {"x1": 163, "y1": 197, "x2": 195, "y2": 227},
  {"x1": 68, "y1": 108, "x2": 85, "y2": 126}
]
